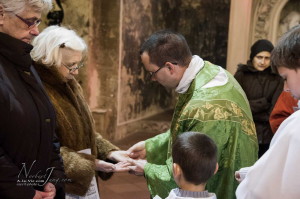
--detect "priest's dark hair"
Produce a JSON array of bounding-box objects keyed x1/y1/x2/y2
[{"x1": 140, "y1": 30, "x2": 192, "y2": 68}]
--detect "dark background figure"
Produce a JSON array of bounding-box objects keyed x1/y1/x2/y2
[
  {"x1": 234, "y1": 39, "x2": 283, "y2": 157},
  {"x1": 0, "y1": 0, "x2": 65, "y2": 198},
  {"x1": 47, "y1": 0, "x2": 64, "y2": 26}
]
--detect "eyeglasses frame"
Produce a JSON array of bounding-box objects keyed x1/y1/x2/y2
[
  {"x1": 149, "y1": 62, "x2": 177, "y2": 79},
  {"x1": 62, "y1": 62, "x2": 84, "y2": 73},
  {"x1": 14, "y1": 13, "x2": 42, "y2": 29}
]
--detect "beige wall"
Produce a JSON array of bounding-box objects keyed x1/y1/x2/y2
[
  {"x1": 226, "y1": 0, "x2": 253, "y2": 74},
  {"x1": 226, "y1": 0, "x2": 293, "y2": 75}
]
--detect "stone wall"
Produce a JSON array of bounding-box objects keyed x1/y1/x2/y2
[
  {"x1": 41, "y1": 0, "x2": 230, "y2": 140},
  {"x1": 117, "y1": 0, "x2": 230, "y2": 139},
  {"x1": 88, "y1": 0, "x2": 121, "y2": 139}
]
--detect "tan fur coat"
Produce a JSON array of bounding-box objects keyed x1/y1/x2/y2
[{"x1": 34, "y1": 63, "x2": 119, "y2": 196}]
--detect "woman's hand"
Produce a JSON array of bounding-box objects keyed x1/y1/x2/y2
[{"x1": 95, "y1": 159, "x2": 131, "y2": 172}]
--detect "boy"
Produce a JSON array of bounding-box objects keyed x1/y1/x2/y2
[
  {"x1": 154, "y1": 132, "x2": 218, "y2": 199},
  {"x1": 236, "y1": 24, "x2": 300, "y2": 199}
]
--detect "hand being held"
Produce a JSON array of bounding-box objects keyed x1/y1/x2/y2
[
  {"x1": 95, "y1": 159, "x2": 131, "y2": 173},
  {"x1": 95, "y1": 159, "x2": 116, "y2": 172},
  {"x1": 113, "y1": 161, "x2": 131, "y2": 172},
  {"x1": 128, "y1": 159, "x2": 147, "y2": 176}
]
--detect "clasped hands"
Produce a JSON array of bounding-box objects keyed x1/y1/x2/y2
[
  {"x1": 95, "y1": 141, "x2": 147, "y2": 176},
  {"x1": 33, "y1": 182, "x2": 56, "y2": 199}
]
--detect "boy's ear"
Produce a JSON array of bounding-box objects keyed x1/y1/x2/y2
[
  {"x1": 214, "y1": 163, "x2": 219, "y2": 175},
  {"x1": 173, "y1": 163, "x2": 182, "y2": 178}
]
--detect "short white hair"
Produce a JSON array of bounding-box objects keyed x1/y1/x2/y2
[
  {"x1": 31, "y1": 25, "x2": 87, "y2": 67},
  {"x1": 0, "y1": 0, "x2": 52, "y2": 14}
]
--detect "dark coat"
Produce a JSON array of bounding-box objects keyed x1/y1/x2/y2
[
  {"x1": 234, "y1": 62, "x2": 283, "y2": 144},
  {"x1": 34, "y1": 63, "x2": 119, "y2": 196},
  {"x1": 0, "y1": 32, "x2": 65, "y2": 199}
]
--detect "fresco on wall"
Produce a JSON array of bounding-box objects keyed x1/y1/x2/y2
[
  {"x1": 152, "y1": 0, "x2": 230, "y2": 67},
  {"x1": 119, "y1": 0, "x2": 230, "y2": 123},
  {"x1": 278, "y1": 0, "x2": 300, "y2": 39},
  {"x1": 120, "y1": 0, "x2": 171, "y2": 123}
]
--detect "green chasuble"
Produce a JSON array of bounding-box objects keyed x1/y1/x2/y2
[{"x1": 144, "y1": 61, "x2": 258, "y2": 199}]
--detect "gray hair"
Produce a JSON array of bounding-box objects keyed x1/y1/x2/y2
[
  {"x1": 31, "y1": 25, "x2": 87, "y2": 67},
  {"x1": 0, "y1": 0, "x2": 52, "y2": 14}
]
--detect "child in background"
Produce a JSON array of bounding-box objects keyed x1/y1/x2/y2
[
  {"x1": 269, "y1": 91, "x2": 299, "y2": 133},
  {"x1": 154, "y1": 132, "x2": 218, "y2": 199}
]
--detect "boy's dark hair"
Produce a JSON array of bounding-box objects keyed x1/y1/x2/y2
[
  {"x1": 271, "y1": 25, "x2": 300, "y2": 73},
  {"x1": 172, "y1": 132, "x2": 217, "y2": 185},
  {"x1": 140, "y1": 30, "x2": 192, "y2": 68}
]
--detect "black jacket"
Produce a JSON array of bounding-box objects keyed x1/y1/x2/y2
[
  {"x1": 0, "y1": 32, "x2": 65, "y2": 198},
  {"x1": 234, "y1": 62, "x2": 283, "y2": 144}
]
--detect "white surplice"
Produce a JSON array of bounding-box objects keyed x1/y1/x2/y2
[{"x1": 236, "y1": 110, "x2": 300, "y2": 199}]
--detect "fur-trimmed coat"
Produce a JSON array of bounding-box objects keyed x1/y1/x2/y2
[{"x1": 34, "y1": 63, "x2": 119, "y2": 196}]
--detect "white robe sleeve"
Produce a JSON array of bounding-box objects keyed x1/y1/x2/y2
[{"x1": 236, "y1": 110, "x2": 300, "y2": 199}]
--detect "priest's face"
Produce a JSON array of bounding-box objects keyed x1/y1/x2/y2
[
  {"x1": 278, "y1": 67, "x2": 300, "y2": 99},
  {"x1": 141, "y1": 52, "x2": 178, "y2": 89}
]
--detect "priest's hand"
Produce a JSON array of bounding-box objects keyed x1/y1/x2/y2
[
  {"x1": 128, "y1": 159, "x2": 147, "y2": 176},
  {"x1": 107, "y1": 150, "x2": 131, "y2": 162},
  {"x1": 127, "y1": 141, "x2": 146, "y2": 159}
]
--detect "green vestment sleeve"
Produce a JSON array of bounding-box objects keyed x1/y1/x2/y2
[
  {"x1": 145, "y1": 130, "x2": 170, "y2": 165},
  {"x1": 145, "y1": 130, "x2": 177, "y2": 198}
]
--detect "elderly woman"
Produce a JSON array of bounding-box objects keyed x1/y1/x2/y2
[{"x1": 31, "y1": 26, "x2": 129, "y2": 197}]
